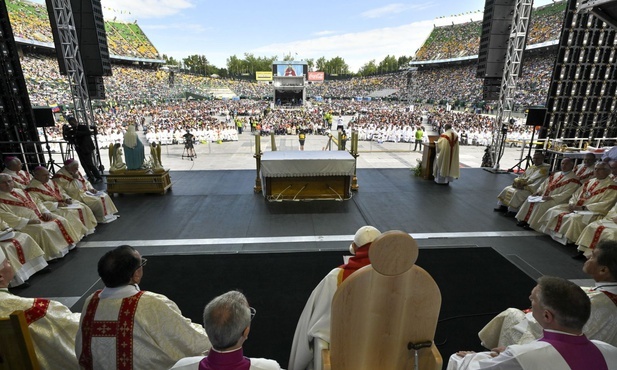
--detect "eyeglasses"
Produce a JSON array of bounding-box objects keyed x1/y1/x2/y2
[
  {"x1": 139, "y1": 258, "x2": 147, "y2": 268},
  {"x1": 249, "y1": 307, "x2": 256, "y2": 321}
]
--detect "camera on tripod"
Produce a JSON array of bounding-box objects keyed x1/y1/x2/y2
[
  {"x1": 183, "y1": 132, "x2": 194, "y2": 149},
  {"x1": 182, "y1": 130, "x2": 196, "y2": 160},
  {"x1": 62, "y1": 124, "x2": 76, "y2": 144}
]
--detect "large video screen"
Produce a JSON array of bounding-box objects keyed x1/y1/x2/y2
[{"x1": 272, "y1": 62, "x2": 307, "y2": 77}]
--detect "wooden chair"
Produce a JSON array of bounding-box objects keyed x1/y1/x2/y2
[
  {"x1": 0, "y1": 310, "x2": 40, "y2": 370},
  {"x1": 322, "y1": 230, "x2": 442, "y2": 370}
]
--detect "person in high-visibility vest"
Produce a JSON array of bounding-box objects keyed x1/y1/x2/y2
[
  {"x1": 298, "y1": 130, "x2": 306, "y2": 151},
  {"x1": 414, "y1": 126, "x2": 424, "y2": 151}
]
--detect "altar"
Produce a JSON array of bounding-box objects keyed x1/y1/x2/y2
[{"x1": 260, "y1": 151, "x2": 355, "y2": 201}]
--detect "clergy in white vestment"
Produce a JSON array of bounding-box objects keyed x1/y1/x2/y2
[
  {"x1": 478, "y1": 241, "x2": 617, "y2": 350},
  {"x1": 447, "y1": 276, "x2": 617, "y2": 370},
  {"x1": 0, "y1": 174, "x2": 82, "y2": 261},
  {"x1": 288, "y1": 226, "x2": 382, "y2": 370},
  {"x1": 577, "y1": 201, "x2": 617, "y2": 257},
  {"x1": 0, "y1": 218, "x2": 47, "y2": 287},
  {"x1": 76, "y1": 245, "x2": 211, "y2": 370},
  {"x1": 433, "y1": 123, "x2": 460, "y2": 184},
  {"x1": 538, "y1": 162, "x2": 617, "y2": 245},
  {"x1": 0, "y1": 248, "x2": 81, "y2": 369},
  {"x1": 170, "y1": 291, "x2": 281, "y2": 370},
  {"x1": 53, "y1": 159, "x2": 118, "y2": 223},
  {"x1": 2, "y1": 156, "x2": 32, "y2": 189},
  {"x1": 515, "y1": 158, "x2": 581, "y2": 230},
  {"x1": 496, "y1": 152, "x2": 550, "y2": 213},
  {"x1": 574, "y1": 152, "x2": 597, "y2": 182},
  {"x1": 26, "y1": 166, "x2": 95, "y2": 236}
]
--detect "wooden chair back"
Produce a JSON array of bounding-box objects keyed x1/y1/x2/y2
[
  {"x1": 326, "y1": 230, "x2": 442, "y2": 370},
  {"x1": 0, "y1": 310, "x2": 40, "y2": 370}
]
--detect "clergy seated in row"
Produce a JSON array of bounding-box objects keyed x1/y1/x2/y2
[
  {"x1": 495, "y1": 152, "x2": 550, "y2": 217},
  {"x1": 447, "y1": 276, "x2": 617, "y2": 370},
  {"x1": 0, "y1": 218, "x2": 48, "y2": 287},
  {"x1": 0, "y1": 248, "x2": 81, "y2": 369},
  {"x1": 538, "y1": 162, "x2": 617, "y2": 245},
  {"x1": 0, "y1": 174, "x2": 84, "y2": 261},
  {"x1": 25, "y1": 167, "x2": 88, "y2": 239},
  {"x1": 574, "y1": 161, "x2": 617, "y2": 259},
  {"x1": 288, "y1": 226, "x2": 382, "y2": 370},
  {"x1": 477, "y1": 240, "x2": 617, "y2": 352},
  {"x1": 578, "y1": 201, "x2": 617, "y2": 258},
  {"x1": 574, "y1": 152, "x2": 597, "y2": 182},
  {"x1": 76, "y1": 245, "x2": 211, "y2": 369},
  {"x1": 26, "y1": 166, "x2": 97, "y2": 236},
  {"x1": 571, "y1": 162, "x2": 617, "y2": 259},
  {"x1": 515, "y1": 158, "x2": 581, "y2": 231},
  {"x1": 53, "y1": 159, "x2": 119, "y2": 224},
  {"x1": 170, "y1": 290, "x2": 282, "y2": 370},
  {"x1": 2, "y1": 156, "x2": 32, "y2": 190}
]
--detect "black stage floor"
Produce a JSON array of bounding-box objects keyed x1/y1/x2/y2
[{"x1": 14, "y1": 167, "x2": 589, "y2": 316}]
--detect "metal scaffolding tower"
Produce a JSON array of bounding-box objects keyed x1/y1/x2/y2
[
  {"x1": 405, "y1": 67, "x2": 419, "y2": 104},
  {"x1": 490, "y1": 0, "x2": 534, "y2": 170},
  {"x1": 45, "y1": 0, "x2": 96, "y2": 134}
]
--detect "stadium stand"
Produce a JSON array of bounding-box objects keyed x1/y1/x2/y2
[{"x1": 7, "y1": 0, "x2": 160, "y2": 60}]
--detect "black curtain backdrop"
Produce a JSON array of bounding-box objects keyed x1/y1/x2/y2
[{"x1": 140, "y1": 247, "x2": 536, "y2": 369}]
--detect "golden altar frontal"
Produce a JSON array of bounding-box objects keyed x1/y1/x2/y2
[
  {"x1": 260, "y1": 151, "x2": 355, "y2": 201},
  {"x1": 105, "y1": 170, "x2": 172, "y2": 196}
]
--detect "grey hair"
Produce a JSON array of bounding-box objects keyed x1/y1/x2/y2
[{"x1": 203, "y1": 290, "x2": 251, "y2": 350}]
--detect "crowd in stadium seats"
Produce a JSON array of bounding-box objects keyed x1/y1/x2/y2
[
  {"x1": 6, "y1": 0, "x2": 51, "y2": 44},
  {"x1": 414, "y1": 3, "x2": 565, "y2": 61},
  {"x1": 105, "y1": 22, "x2": 159, "y2": 59},
  {"x1": 6, "y1": 0, "x2": 159, "y2": 60},
  {"x1": 526, "y1": 2, "x2": 567, "y2": 45},
  {"x1": 415, "y1": 21, "x2": 481, "y2": 61}
]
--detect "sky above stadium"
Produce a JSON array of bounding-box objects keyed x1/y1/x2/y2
[{"x1": 36, "y1": 0, "x2": 556, "y2": 72}]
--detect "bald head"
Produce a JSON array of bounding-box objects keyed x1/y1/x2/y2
[
  {"x1": 561, "y1": 158, "x2": 574, "y2": 172},
  {"x1": 4, "y1": 157, "x2": 22, "y2": 171},
  {"x1": 33, "y1": 166, "x2": 51, "y2": 183}
]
